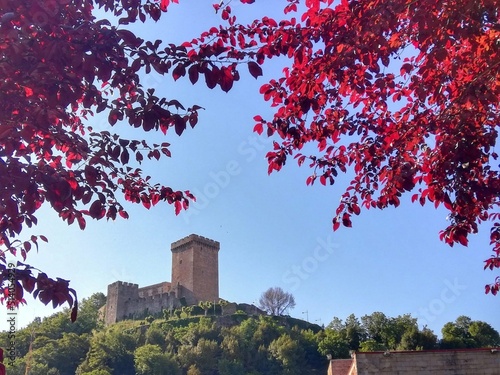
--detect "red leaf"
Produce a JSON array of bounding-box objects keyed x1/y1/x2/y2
[
  {"x1": 160, "y1": 0, "x2": 169, "y2": 12},
  {"x1": 174, "y1": 115, "x2": 186, "y2": 136},
  {"x1": 248, "y1": 61, "x2": 263, "y2": 79},
  {"x1": 174, "y1": 201, "x2": 182, "y2": 215},
  {"x1": 219, "y1": 67, "x2": 234, "y2": 92},
  {"x1": 120, "y1": 148, "x2": 130, "y2": 164},
  {"x1": 108, "y1": 109, "x2": 120, "y2": 126},
  {"x1": 351, "y1": 204, "x2": 360, "y2": 215},
  {"x1": 24, "y1": 87, "x2": 34, "y2": 97},
  {"x1": 333, "y1": 217, "x2": 340, "y2": 231},
  {"x1": 205, "y1": 66, "x2": 220, "y2": 89},
  {"x1": 119, "y1": 210, "x2": 129, "y2": 219},
  {"x1": 89, "y1": 200, "x2": 105, "y2": 219},
  {"x1": 141, "y1": 195, "x2": 151, "y2": 209},
  {"x1": 342, "y1": 213, "x2": 352, "y2": 227},
  {"x1": 77, "y1": 215, "x2": 86, "y2": 230},
  {"x1": 253, "y1": 122, "x2": 263, "y2": 135},
  {"x1": 172, "y1": 64, "x2": 186, "y2": 81},
  {"x1": 188, "y1": 65, "x2": 199, "y2": 84},
  {"x1": 71, "y1": 300, "x2": 78, "y2": 322}
]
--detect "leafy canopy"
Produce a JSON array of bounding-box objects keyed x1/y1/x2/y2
[
  {"x1": 174, "y1": 0, "x2": 500, "y2": 294},
  {"x1": 1, "y1": 0, "x2": 499, "y2": 321}
]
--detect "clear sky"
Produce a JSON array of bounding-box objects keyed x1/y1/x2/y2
[{"x1": 2, "y1": 1, "x2": 499, "y2": 336}]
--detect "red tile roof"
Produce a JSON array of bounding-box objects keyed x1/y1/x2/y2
[{"x1": 328, "y1": 358, "x2": 353, "y2": 375}]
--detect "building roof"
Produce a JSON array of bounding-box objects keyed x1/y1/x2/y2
[{"x1": 328, "y1": 358, "x2": 353, "y2": 375}]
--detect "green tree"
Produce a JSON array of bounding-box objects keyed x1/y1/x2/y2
[
  {"x1": 441, "y1": 316, "x2": 475, "y2": 348},
  {"x1": 317, "y1": 330, "x2": 350, "y2": 359},
  {"x1": 134, "y1": 345, "x2": 180, "y2": 375},
  {"x1": 343, "y1": 314, "x2": 367, "y2": 350},
  {"x1": 269, "y1": 334, "x2": 306, "y2": 375},
  {"x1": 441, "y1": 316, "x2": 500, "y2": 348},
  {"x1": 217, "y1": 358, "x2": 245, "y2": 375},
  {"x1": 145, "y1": 325, "x2": 166, "y2": 348},
  {"x1": 81, "y1": 371, "x2": 112, "y2": 375},
  {"x1": 359, "y1": 340, "x2": 387, "y2": 352},
  {"x1": 388, "y1": 314, "x2": 419, "y2": 349},
  {"x1": 468, "y1": 321, "x2": 500, "y2": 347},
  {"x1": 186, "y1": 365, "x2": 201, "y2": 375},
  {"x1": 418, "y1": 327, "x2": 438, "y2": 350},
  {"x1": 31, "y1": 332, "x2": 89, "y2": 375},
  {"x1": 361, "y1": 312, "x2": 393, "y2": 347},
  {"x1": 78, "y1": 330, "x2": 136, "y2": 375},
  {"x1": 178, "y1": 338, "x2": 220, "y2": 373}
]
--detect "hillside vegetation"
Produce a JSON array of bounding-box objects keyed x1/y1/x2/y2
[{"x1": 0, "y1": 293, "x2": 498, "y2": 375}]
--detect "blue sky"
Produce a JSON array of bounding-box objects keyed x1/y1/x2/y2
[{"x1": 2, "y1": 1, "x2": 499, "y2": 335}]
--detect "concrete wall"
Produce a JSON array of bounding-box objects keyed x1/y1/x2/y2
[{"x1": 352, "y1": 349, "x2": 500, "y2": 375}]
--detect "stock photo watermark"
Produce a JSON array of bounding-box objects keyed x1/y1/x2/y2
[
  {"x1": 415, "y1": 278, "x2": 467, "y2": 327},
  {"x1": 181, "y1": 134, "x2": 272, "y2": 223},
  {"x1": 282, "y1": 235, "x2": 340, "y2": 291},
  {"x1": 6, "y1": 261, "x2": 18, "y2": 365}
]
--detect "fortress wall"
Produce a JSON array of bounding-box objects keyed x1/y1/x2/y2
[
  {"x1": 121, "y1": 293, "x2": 178, "y2": 319},
  {"x1": 138, "y1": 282, "x2": 171, "y2": 298}
]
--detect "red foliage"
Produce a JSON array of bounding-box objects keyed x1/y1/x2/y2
[
  {"x1": 0, "y1": 0, "x2": 198, "y2": 318},
  {"x1": 1, "y1": 0, "x2": 499, "y2": 322},
  {"x1": 172, "y1": 0, "x2": 500, "y2": 293}
]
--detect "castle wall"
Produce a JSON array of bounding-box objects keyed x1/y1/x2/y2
[
  {"x1": 105, "y1": 281, "x2": 179, "y2": 324},
  {"x1": 121, "y1": 292, "x2": 178, "y2": 320},
  {"x1": 138, "y1": 282, "x2": 171, "y2": 298}
]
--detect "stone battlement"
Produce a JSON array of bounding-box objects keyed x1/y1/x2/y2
[
  {"x1": 110, "y1": 281, "x2": 139, "y2": 288},
  {"x1": 171, "y1": 234, "x2": 220, "y2": 252}
]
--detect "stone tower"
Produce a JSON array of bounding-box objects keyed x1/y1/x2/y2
[
  {"x1": 104, "y1": 281, "x2": 139, "y2": 326},
  {"x1": 171, "y1": 234, "x2": 220, "y2": 305}
]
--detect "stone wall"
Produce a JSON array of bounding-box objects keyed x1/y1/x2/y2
[
  {"x1": 351, "y1": 349, "x2": 500, "y2": 374},
  {"x1": 138, "y1": 282, "x2": 172, "y2": 298},
  {"x1": 105, "y1": 281, "x2": 179, "y2": 324},
  {"x1": 120, "y1": 291, "x2": 178, "y2": 320}
]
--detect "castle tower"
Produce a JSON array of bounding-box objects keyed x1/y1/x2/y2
[
  {"x1": 171, "y1": 234, "x2": 220, "y2": 305},
  {"x1": 104, "y1": 281, "x2": 139, "y2": 325}
]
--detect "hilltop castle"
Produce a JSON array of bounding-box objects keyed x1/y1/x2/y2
[{"x1": 103, "y1": 234, "x2": 220, "y2": 325}]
